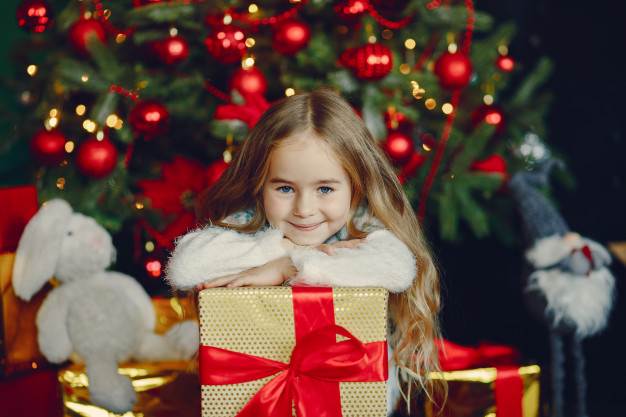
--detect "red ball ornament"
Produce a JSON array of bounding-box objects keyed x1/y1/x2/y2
[
  {"x1": 30, "y1": 128, "x2": 66, "y2": 165},
  {"x1": 471, "y1": 154, "x2": 508, "y2": 181},
  {"x1": 154, "y1": 35, "x2": 189, "y2": 66},
  {"x1": 206, "y1": 159, "x2": 230, "y2": 187},
  {"x1": 496, "y1": 55, "x2": 515, "y2": 72},
  {"x1": 470, "y1": 104, "x2": 506, "y2": 133},
  {"x1": 205, "y1": 25, "x2": 247, "y2": 65},
  {"x1": 272, "y1": 19, "x2": 311, "y2": 55},
  {"x1": 384, "y1": 130, "x2": 413, "y2": 165},
  {"x1": 143, "y1": 256, "x2": 163, "y2": 278},
  {"x1": 400, "y1": 150, "x2": 426, "y2": 178},
  {"x1": 133, "y1": 0, "x2": 165, "y2": 7},
  {"x1": 370, "y1": 0, "x2": 410, "y2": 17},
  {"x1": 129, "y1": 100, "x2": 170, "y2": 138},
  {"x1": 76, "y1": 137, "x2": 118, "y2": 178},
  {"x1": 68, "y1": 18, "x2": 106, "y2": 55},
  {"x1": 341, "y1": 43, "x2": 393, "y2": 81},
  {"x1": 16, "y1": 0, "x2": 54, "y2": 33},
  {"x1": 434, "y1": 51, "x2": 473, "y2": 89},
  {"x1": 334, "y1": 0, "x2": 369, "y2": 23},
  {"x1": 228, "y1": 66, "x2": 267, "y2": 96}
]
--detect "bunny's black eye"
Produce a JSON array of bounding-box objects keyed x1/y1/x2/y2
[{"x1": 67, "y1": 231, "x2": 73, "y2": 236}]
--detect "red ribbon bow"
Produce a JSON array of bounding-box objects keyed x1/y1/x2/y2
[{"x1": 199, "y1": 287, "x2": 388, "y2": 417}]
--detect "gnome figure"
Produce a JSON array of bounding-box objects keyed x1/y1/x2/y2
[{"x1": 509, "y1": 160, "x2": 615, "y2": 417}]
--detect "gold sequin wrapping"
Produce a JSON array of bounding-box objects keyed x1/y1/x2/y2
[
  {"x1": 59, "y1": 297, "x2": 200, "y2": 417},
  {"x1": 198, "y1": 287, "x2": 389, "y2": 417},
  {"x1": 401, "y1": 365, "x2": 541, "y2": 417},
  {"x1": 0, "y1": 252, "x2": 50, "y2": 376},
  {"x1": 59, "y1": 360, "x2": 200, "y2": 417}
]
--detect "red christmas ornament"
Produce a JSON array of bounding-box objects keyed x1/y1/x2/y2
[
  {"x1": 143, "y1": 256, "x2": 163, "y2": 278},
  {"x1": 370, "y1": 0, "x2": 410, "y2": 17},
  {"x1": 272, "y1": 19, "x2": 311, "y2": 55},
  {"x1": 496, "y1": 55, "x2": 515, "y2": 72},
  {"x1": 68, "y1": 18, "x2": 106, "y2": 55},
  {"x1": 76, "y1": 137, "x2": 118, "y2": 178},
  {"x1": 16, "y1": 0, "x2": 54, "y2": 33},
  {"x1": 129, "y1": 100, "x2": 170, "y2": 138},
  {"x1": 334, "y1": 0, "x2": 369, "y2": 23},
  {"x1": 205, "y1": 25, "x2": 247, "y2": 65},
  {"x1": 341, "y1": 43, "x2": 393, "y2": 81},
  {"x1": 471, "y1": 154, "x2": 508, "y2": 181},
  {"x1": 400, "y1": 150, "x2": 426, "y2": 178},
  {"x1": 30, "y1": 128, "x2": 66, "y2": 165},
  {"x1": 154, "y1": 35, "x2": 189, "y2": 66},
  {"x1": 384, "y1": 130, "x2": 413, "y2": 165},
  {"x1": 384, "y1": 109, "x2": 411, "y2": 131},
  {"x1": 470, "y1": 104, "x2": 506, "y2": 133},
  {"x1": 229, "y1": 66, "x2": 267, "y2": 96},
  {"x1": 434, "y1": 51, "x2": 473, "y2": 89},
  {"x1": 132, "y1": 0, "x2": 165, "y2": 7},
  {"x1": 206, "y1": 159, "x2": 230, "y2": 187}
]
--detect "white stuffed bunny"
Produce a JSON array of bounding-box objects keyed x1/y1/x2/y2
[{"x1": 12, "y1": 198, "x2": 199, "y2": 414}]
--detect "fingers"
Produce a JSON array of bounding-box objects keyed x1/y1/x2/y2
[
  {"x1": 316, "y1": 244, "x2": 336, "y2": 256},
  {"x1": 197, "y1": 274, "x2": 240, "y2": 289},
  {"x1": 331, "y1": 238, "x2": 366, "y2": 250}
]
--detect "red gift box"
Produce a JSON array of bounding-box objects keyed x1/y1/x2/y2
[{"x1": 0, "y1": 185, "x2": 39, "y2": 253}]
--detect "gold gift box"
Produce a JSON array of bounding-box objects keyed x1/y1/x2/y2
[
  {"x1": 60, "y1": 360, "x2": 200, "y2": 417},
  {"x1": 406, "y1": 365, "x2": 541, "y2": 417},
  {"x1": 59, "y1": 297, "x2": 200, "y2": 417},
  {"x1": 1, "y1": 252, "x2": 51, "y2": 376},
  {"x1": 198, "y1": 286, "x2": 389, "y2": 417}
]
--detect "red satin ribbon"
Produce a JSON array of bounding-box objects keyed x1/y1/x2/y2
[
  {"x1": 436, "y1": 338, "x2": 523, "y2": 417},
  {"x1": 199, "y1": 287, "x2": 388, "y2": 417}
]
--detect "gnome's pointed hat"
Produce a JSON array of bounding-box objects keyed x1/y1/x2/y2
[{"x1": 508, "y1": 159, "x2": 570, "y2": 246}]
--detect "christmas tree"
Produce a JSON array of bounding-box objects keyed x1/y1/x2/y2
[{"x1": 1, "y1": 0, "x2": 557, "y2": 291}]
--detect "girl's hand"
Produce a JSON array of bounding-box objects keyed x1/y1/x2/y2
[
  {"x1": 194, "y1": 256, "x2": 296, "y2": 290},
  {"x1": 314, "y1": 238, "x2": 366, "y2": 256}
]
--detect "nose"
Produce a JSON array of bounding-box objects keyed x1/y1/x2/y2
[{"x1": 293, "y1": 193, "x2": 316, "y2": 217}]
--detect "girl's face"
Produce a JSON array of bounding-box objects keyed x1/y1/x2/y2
[{"x1": 262, "y1": 133, "x2": 352, "y2": 246}]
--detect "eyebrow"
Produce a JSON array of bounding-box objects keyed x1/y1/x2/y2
[{"x1": 267, "y1": 177, "x2": 342, "y2": 185}]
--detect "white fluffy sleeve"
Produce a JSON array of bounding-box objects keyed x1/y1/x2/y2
[
  {"x1": 165, "y1": 226, "x2": 287, "y2": 290},
  {"x1": 288, "y1": 229, "x2": 416, "y2": 293}
]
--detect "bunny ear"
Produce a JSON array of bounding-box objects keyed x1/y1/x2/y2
[{"x1": 12, "y1": 199, "x2": 73, "y2": 301}]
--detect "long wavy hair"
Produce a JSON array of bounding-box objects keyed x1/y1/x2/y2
[{"x1": 197, "y1": 88, "x2": 445, "y2": 401}]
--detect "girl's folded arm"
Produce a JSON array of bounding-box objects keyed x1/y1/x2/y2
[
  {"x1": 165, "y1": 226, "x2": 287, "y2": 290},
  {"x1": 288, "y1": 229, "x2": 416, "y2": 293}
]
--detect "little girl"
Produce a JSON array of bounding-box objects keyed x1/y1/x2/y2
[{"x1": 166, "y1": 89, "x2": 444, "y2": 413}]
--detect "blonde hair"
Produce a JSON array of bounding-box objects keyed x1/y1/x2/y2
[{"x1": 197, "y1": 88, "x2": 445, "y2": 401}]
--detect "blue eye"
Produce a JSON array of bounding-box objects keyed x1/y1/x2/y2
[
  {"x1": 319, "y1": 186, "x2": 333, "y2": 194},
  {"x1": 278, "y1": 186, "x2": 293, "y2": 193}
]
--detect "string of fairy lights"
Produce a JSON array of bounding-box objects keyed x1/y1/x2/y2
[{"x1": 16, "y1": 0, "x2": 521, "y2": 278}]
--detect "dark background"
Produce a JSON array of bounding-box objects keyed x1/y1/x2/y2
[
  {"x1": 2, "y1": 1, "x2": 624, "y2": 416},
  {"x1": 434, "y1": 1, "x2": 626, "y2": 416}
]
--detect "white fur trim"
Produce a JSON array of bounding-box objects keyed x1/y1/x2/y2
[
  {"x1": 289, "y1": 229, "x2": 416, "y2": 293},
  {"x1": 525, "y1": 234, "x2": 570, "y2": 268},
  {"x1": 166, "y1": 226, "x2": 288, "y2": 290}
]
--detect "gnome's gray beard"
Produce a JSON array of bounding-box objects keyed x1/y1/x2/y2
[{"x1": 526, "y1": 267, "x2": 614, "y2": 337}]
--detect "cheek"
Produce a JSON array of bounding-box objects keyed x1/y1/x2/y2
[{"x1": 263, "y1": 195, "x2": 286, "y2": 221}]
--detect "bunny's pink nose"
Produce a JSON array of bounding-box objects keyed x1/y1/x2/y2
[{"x1": 92, "y1": 236, "x2": 102, "y2": 247}]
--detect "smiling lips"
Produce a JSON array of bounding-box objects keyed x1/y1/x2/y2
[{"x1": 290, "y1": 222, "x2": 323, "y2": 231}]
